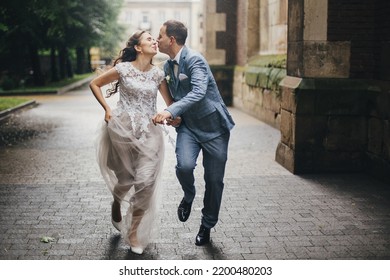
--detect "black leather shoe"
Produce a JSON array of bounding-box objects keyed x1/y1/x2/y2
[
  {"x1": 177, "y1": 198, "x2": 192, "y2": 222},
  {"x1": 195, "y1": 225, "x2": 210, "y2": 246}
]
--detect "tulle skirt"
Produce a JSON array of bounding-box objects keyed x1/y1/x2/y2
[{"x1": 95, "y1": 112, "x2": 164, "y2": 249}]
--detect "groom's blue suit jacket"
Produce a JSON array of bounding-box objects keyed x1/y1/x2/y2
[{"x1": 164, "y1": 47, "x2": 235, "y2": 142}]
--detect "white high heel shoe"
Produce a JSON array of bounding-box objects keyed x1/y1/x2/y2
[
  {"x1": 111, "y1": 218, "x2": 123, "y2": 232},
  {"x1": 111, "y1": 201, "x2": 122, "y2": 232},
  {"x1": 129, "y1": 235, "x2": 143, "y2": 254},
  {"x1": 130, "y1": 246, "x2": 143, "y2": 255}
]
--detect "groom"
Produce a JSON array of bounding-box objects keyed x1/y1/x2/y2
[{"x1": 153, "y1": 20, "x2": 235, "y2": 246}]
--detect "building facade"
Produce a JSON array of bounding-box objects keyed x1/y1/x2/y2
[
  {"x1": 117, "y1": 0, "x2": 202, "y2": 60},
  {"x1": 277, "y1": 0, "x2": 390, "y2": 181},
  {"x1": 203, "y1": 0, "x2": 390, "y2": 183}
]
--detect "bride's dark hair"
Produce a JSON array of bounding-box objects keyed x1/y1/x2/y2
[{"x1": 106, "y1": 30, "x2": 146, "y2": 97}]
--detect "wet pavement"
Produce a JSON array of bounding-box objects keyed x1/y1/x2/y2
[{"x1": 0, "y1": 86, "x2": 389, "y2": 260}]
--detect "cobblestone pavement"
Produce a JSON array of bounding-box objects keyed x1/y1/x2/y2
[{"x1": 0, "y1": 86, "x2": 389, "y2": 260}]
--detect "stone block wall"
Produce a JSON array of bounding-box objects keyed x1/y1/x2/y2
[
  {"x1": 204, "y1": 0, "x2": 389, "y2": 182},
  {"x1": 203, "y1": 0, "x2": 237, "y2": 65},
  {"x1": 233, "y1": 55, "x2": 286, "y2": 128},
  {"x1": 276, "y1": 76, "x2": 390, "y2": 182},
  {"x1": 327, "y1": 0, "x2": 390, "y2": 80},
  {"x1": 366, "y1": 82, "x2": 390, "y2": 182},
  {"x1": 274, "y1": 0, "x2": 390, "y2": 183},
  {"x1": 210, "y1": 65, "x2": 234, "y2": 106}
]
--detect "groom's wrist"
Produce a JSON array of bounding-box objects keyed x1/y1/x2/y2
[{"x1": 164, "y1": 108, "x2": 174, "y2": 119}]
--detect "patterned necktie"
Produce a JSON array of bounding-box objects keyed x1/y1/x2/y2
[{"x1": 168, "y1": 60, "x2": 178, "y2": 76}]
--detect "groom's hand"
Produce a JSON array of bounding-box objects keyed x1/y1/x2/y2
[
  {"x1": 152, "y1": 110, "x2": 173, "y2": 125},
  {"x1": 167, "y1": 116, "x2": 182, "y2": 127}
]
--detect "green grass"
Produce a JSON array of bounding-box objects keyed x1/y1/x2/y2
[
  {"x1": 0, "y1": 97, "x2": 31, "y2": 111},
  {"x1": 42, "y1": 73, "x2": 93, "y2": 88},
  {"x1": 0, "y1": 73, "x2": 93, "y2": 111},
  {"x1": 0, "y1": 73, "x2": 93, "y2": 94}
]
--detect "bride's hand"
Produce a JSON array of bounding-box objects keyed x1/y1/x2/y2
[
  {"x1": 104, "y1": 108, "x2": 112, "y2": 123},
  {"x1": 152, "y1": 110, "x2": 172, "y2": 125}
]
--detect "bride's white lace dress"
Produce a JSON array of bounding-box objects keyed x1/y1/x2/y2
[{"x1": 95, "y1": 61, "x2": 165, "y2": 249}]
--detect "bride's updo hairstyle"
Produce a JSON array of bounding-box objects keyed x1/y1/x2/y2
[{"x1": 106, "y1": 30, "x2": 146, "y2": 97}]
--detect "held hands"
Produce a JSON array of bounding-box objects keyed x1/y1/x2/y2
[
  {"x1": 167, "y1": 116, "x2": 182, "y2": 127},
  {"x1": 152, "y1": 111, "x2": 181, "y2": 127}
]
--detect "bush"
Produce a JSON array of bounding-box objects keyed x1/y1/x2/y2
[{"x1": 1, "y1": 76, "x2": 17, "y2": 90}]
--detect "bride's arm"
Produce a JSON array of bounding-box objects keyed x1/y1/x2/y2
[
  {"x1": 89, "y1": 67, "x2": 120, "y2": 122},
  {"x1": 157, "y1": 80, "x2": 181, "y2": 127},
  {"x1": 158, "y1": 79, "x2": 174, "y2": 106}
]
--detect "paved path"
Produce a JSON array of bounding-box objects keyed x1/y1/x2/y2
[{"x1": 0, "y1": 86, "x2": 389, "y2": 260}]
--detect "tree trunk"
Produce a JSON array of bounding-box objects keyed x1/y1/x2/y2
[
  {"x1": 66, "y1": 54, "x2": 73, "y2": 78},
  {"x1": 28, "y1": 44, "x2": 45, "y2": 86},
  {"x1": 59, "y1": 45, "x2": 67, "y2": 79},
  {"x1": 50, "y1": 46, "x2": 59, "y2": 82},
  {"x1": 76, "y1": 47, "x2": 87, "y2": 74},
  {"x1": 87, "y1": 47, "x2": 92, "y2": 72}
]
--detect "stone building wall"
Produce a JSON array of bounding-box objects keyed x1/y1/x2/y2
[
  {"x1": 202, "y1": 0, "x2": 237, "y2": 106},
  {"x1": 203, "y1": 0, "x2": 287, "y2": 116},
  {"x1": 276, "y1": 0, "x2": 390, "y2": 183},
  {"x1": 118, "y1": 0, "x2": 201, "y2": 54},
  {"x1": 203, "y1": 0, "x2": 229, "y2": 65},
  {"x1": 203, "y1": 0, "x2": 389, "y2": 183},
  {"x1": 233, "y1": 0, "x2": 288, "y2": 127}
]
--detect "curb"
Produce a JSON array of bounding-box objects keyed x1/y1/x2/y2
[
  {"x1": 0, "y1": 75, "x2": 94, "y2": 96},
  {"x1": 0, "y1": 100, "x2": 37, "y2": 121},
  {"x1": 0, "y1": 75, "x2": 94, "y2": 121},
  {"x1": 56, "y1": 75, "x2": 94, "y2": 95}
]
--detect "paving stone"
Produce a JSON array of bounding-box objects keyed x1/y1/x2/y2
[{"x1": 0, "y1": 87, "x2": 389, "y2": 260}]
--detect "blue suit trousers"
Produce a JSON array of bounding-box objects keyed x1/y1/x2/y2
[{"x1": 175, "y1": 125, "x2": 230, "y2": 228}]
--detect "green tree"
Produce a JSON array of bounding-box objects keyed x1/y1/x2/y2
[
  {"x1": 0, "y1": 0, "x2": 124, "y2": 88},
  {"x1": 0, "y1": 0, "x2": 48, "y2": 86}
]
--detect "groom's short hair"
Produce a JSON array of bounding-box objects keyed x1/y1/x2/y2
[{"x1": 164, "y1": 20, "x2": 187, "y2": 45}]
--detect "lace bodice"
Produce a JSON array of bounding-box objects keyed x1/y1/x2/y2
[{"x1": 113, "y1": 62, "x2": 165, "y2": 142}]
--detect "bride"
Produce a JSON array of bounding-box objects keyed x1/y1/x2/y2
[{"x1": 89, "y1": 30, "x2": 178, "y2": 254}]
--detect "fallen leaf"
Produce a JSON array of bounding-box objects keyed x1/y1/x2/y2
[{"x1": 40, "y1": 236, "x2": 56, "y2": 243}]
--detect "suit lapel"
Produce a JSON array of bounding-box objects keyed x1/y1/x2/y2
[
  {"x1": 164, "y1": 62, "x2": 176, "y2": 97},
  {"x1": 174, "y1": 47, "x2": 188, "y2": 91}
]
